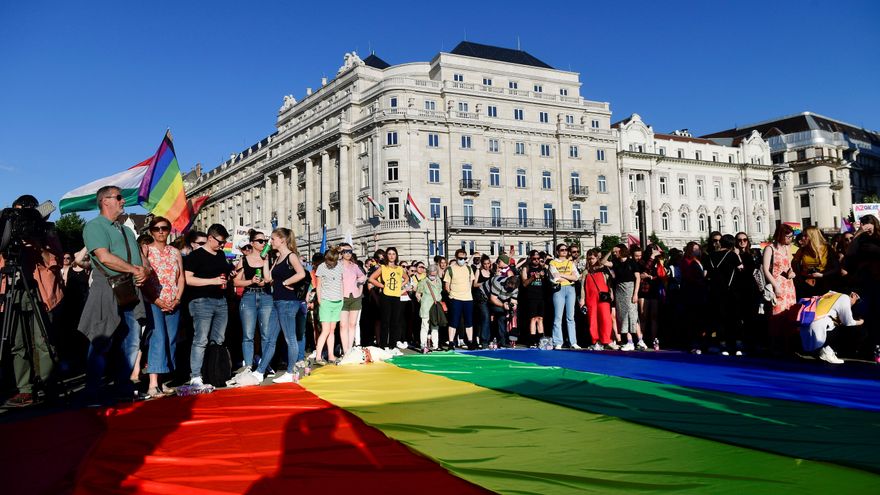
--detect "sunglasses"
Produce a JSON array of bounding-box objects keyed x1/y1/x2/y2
[
  {"x1": 213, "y1": 236, "x2": 226, "y2": 245},
  {"x1": 736, "y1": 238, "x2": 748, "y2": 242},
  {"x1": 150, "y1": 225, "x2": 171, "y2": 233},
  {"x1": 241, "y1": 245, "x2": 253, "y2": 251},
  {"x1": 456, "y1": 257, "x2": 467, "y2": 261},
  {"x1": 63, "y1": 256, "x2": 72, "y2": 260},
  {"x1": 253, "y1": 239, "x2": 267, "y2": 244},
  {"x1": 104, "y1": 194, "x2": 124, "y2": 201},
  {"x1": 341, "y1": 249, "x2": 353, "y2": 254}
]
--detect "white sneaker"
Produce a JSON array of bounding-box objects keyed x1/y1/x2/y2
[
  {"x1": 588, "y1": 343, "x2": 604, "y2": 351},
  {"x1": 396, "y1": 341, "x2": 408, "y2": 349},
  {"x1": 721, "y1": 351, "x2": 730, "y2": 356},
  {"x1": 233, "y1": 371, "x2": 262, "y2": 387},
  {"x1": 570, "y1": 344, "x2": 582, "y2": 350},
  {"x1": 188, "y1": 376, "x2": 204, "y2": 387},
  {"x1": 818, "y1": 346, "x2": 844, "y2": 364},
  {"x1": 553, "y1": 344, "x2": 563, "y2": 350},
  {"x1": 251, "y1": 371, "x2": 265, "y2": 383},
  {"x1": 273, "y1": 372, "x2": 295, "y2": 383},
  {"x1": 234, "y1": 366, "x2": 252, "y2": 379},
  {"x1": 621, "y1": 342, "x2": 635, "y2": 351},
  {"x1": 636, "y1": 340, "x2": 648, "y2": 351},
  {"x1": 735, "y1": 350, "x2": 743, "y2": 356},
  {"x1": 606, "y1": 342, "x2": 620, "y2": 350}
]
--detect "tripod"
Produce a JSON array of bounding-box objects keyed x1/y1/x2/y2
[{"x1": 0, "y1": 255, "x2": 58, "y2": 401}]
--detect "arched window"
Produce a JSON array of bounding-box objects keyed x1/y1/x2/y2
[
  {"x1": 661, "y1": 212, "x2": 670, "y2": 231},
  {"x1": 756, "y1": 216, "x2": 763, "y2": 233},
  {"x1": 716, "y1": 214, "x2": 723, "y2": 231},
  {"x1": 698, "y1": 214, "x2": 707, "y2": 232},
  {"x1": 680, "y1": 212, "x2": 689, "y2": 232},
  {"x1": 733, "y1": 215, "x2": 740, "y2": 233}
]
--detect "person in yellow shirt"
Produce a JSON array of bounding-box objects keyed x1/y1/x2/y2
[
  {"x1": 549, "y1": 243, "x2": 581, "y2": 349},
  {"x1": 444, "y1": 248, "x2": 476, "y2": 349},
  {"x1": 367, "y1": 247, "x2": 409, "y2": 350}
]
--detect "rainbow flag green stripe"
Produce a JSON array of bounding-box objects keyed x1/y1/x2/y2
[
  {"x1": 300, "y1": 362, "x2": 880, "y2": 494},
  {"x1": 390, "y1": 352, "x2": 880, "y2": 473}
]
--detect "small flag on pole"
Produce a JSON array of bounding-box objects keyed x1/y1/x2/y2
[
  {"x1": 405, "y1": 190, "x2": 427, "y2": 226},
  {"x1": 366, "y1": 196, "x2": 385, "y2": 218},
  {"x1": 840, "y1": 217, "x2": 854, "y2": 233}
]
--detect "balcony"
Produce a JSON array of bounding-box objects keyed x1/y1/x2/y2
[
  {"x1": 329, "y1": 191, "x2": 340, "y2": 206},
  {"x1": 297, "y1": 172, "x2": 306, "y2": 188},
  {"x1": 448, "y1": 216, "x2": 595, "y2": 232},
  {"x1": 830, "y1": 180, "x2": 843, "y2": 190},
  {"x1": 569, "y1": 185, "x2": 590, "y2": 201},
  {"x1": 297, "y1": 202, "x2": 305, "y2": 216},
  {"x1": 459, "y1": 179, "x2": 482, "y2": 195}
]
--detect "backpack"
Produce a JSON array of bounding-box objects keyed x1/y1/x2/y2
[{"x1": 203, "y1": 340, "x2": 232, "y2": 387}]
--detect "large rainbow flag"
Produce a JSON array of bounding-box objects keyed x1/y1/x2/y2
[
  {"x1": 3, "y1": 350, "x2": 878, "y2": 494},
  {"x1": 139, "y1": 131, "x2": 200, "y2": 233}
]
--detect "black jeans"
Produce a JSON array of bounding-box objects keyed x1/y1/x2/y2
[{"x1": 380, "y1": 294, "x2": 403, "y2": 348}]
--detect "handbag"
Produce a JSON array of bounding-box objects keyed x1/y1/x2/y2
[
  {"x1": 589, "y1": 270, "x2": 613, "y2": 303},
  {"x1": 426, "y1": 279, "x2": 448, "y2": 326},
  {"x1": 93, "y1": 225, "x2": 140, "y2": 307}
]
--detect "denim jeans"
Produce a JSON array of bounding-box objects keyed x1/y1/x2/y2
[
  {"x1": 239, "y1": 291, "x2": 274, "y2": 368},
  {"x1": 86, "y1": 306, "x2": 140, "y2": 394},
  {"x1": 489, "y1": 304, "x2": 511, "y2": 346},
  {"x1": 476, "y1": 299, "x2": 491, "y2": 343},
  {"x1": 552, "y1": 285, "x2": 577, "y2": 346},
  {"x1": 189, "y1": 297, "x2": 228, "y2": 379},
  {"x1": 147, "y1": 304, "x2": 180, "y2": 374},
  {"x1": 257, "y1": 299, "x2": 301, "y2": 374},
  {"x1": 295, "y1": 300, "x2": 307, "y2": 362}
]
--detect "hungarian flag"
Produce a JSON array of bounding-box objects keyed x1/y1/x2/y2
[
  {"x1": 59, "y1": 158, "x2": 151, "y2": 213},
  {"x1": 405, "y1": 191, "x2": 427, "y2": 225},
  {"x1": 366, "y1": 196, "x2": 385, "y2": 218}
]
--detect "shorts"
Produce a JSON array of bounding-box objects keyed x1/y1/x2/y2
[
  {"x1": 318, "y1": 299, "x2": 343, "y2": 323},
  {"x1": 342, "y1": 296, "x2": 362, "y2": 311},
  {"x1": 448, "y1": 299, "x2": 474, "y2": 330}
]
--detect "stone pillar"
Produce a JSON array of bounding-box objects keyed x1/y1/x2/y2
[
  {"x1": 840, "y1": 165, "x2": 853, "y2": 223},
  {"x1": 290, "y1": 166, "x2": 300, "y2": 232},
  {"x1": 304, "y1": 158, "x2": 314, "y2": 230},
  {"x1": 263, "y1": 176, "x2": 272, "y2": 228},
  {"x1": 276, "y1": 170, "x2": 287, "y2": 229},
  {"x1": 247, "y1": 187, "x2": 255, "y2": 227},
  {"x1": 814, "y1": 186, "x2": 834, "y2": 229},
  {"x1": 339, "y1": 144, "x2": 350, "y2": 229},
  {"x1": 780, "y1": 170, "x2": 796, "y2": 224},
  {"x1": 321, "y1": 151, "x2": 330, "y2": 228}
]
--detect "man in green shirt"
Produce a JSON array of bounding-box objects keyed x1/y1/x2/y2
[{"x1": 79, "y1": 185, "x2": 150, "y2": 400}]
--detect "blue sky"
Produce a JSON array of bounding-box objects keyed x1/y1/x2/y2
[{"x1": 1, "y1": 0, "x2": 878, "y2": 214}]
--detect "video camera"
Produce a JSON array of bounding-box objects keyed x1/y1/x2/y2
[{"x1": 0, "y1": 200, "x2": 56, "y2": 258}]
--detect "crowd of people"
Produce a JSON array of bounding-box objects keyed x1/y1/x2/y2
[{"x1": 1, "y1": 185, "x2": 878, "y2": 407}]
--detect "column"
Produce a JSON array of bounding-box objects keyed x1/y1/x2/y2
[
  {"x1": 263, "y1": 176, "x2": 272, "y2": 228},
  {"x1": 247, "y1": 187, "x2": 255, "y2": 227},
  {"x1": 304, "y1": 158, "x2": 314, "y2": 230},
  {"x1": 276, "y1": 169, "x2": 287, "y2": 229},
  {"x1": 339, "y1": 144, "x2": 351, "y2": 229},
  {"x1": 780, "y1": 170, "x2": 796, "y2": 224},
  {"x1": 321, "y1": 150, "x2": 330, "y2": 228},
  {"x1": 290, "y1": 166, "x2": 300, "y2": 232},
  {"x1": 840, "y1": 165, "x2": 853, "y2": 223}
]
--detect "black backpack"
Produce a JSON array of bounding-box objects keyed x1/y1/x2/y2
[{"x1": 203, "y1": 340, "x2": 232, "y2": 387}]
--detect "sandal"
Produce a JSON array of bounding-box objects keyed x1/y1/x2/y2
[{"x1": 147, "y1": 387, "x2": 165, "y2": 398}]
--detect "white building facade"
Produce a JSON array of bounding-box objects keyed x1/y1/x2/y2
[
  {"x1": 616, "y1": 114, "x2": 774, "y2": 247},
  {"x1": 703, "y1": 112, "x2": 880, "y2": 232},
  {"x1": 186, "y1": 42, "x2": 620, "y2": 259}
]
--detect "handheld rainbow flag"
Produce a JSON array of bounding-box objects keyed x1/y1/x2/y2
[
  {"x1": 139, "y1": 131, "x2": 202, "y2": 233},
  {"x1": 783, "y1": 221, "x2": 803, "y2": 235}
]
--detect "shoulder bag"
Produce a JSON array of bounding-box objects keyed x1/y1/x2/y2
[{"x1": 93, "y1": 225, "x2": 139, "y2": 307}]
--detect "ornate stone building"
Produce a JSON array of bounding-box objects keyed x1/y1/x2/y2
[
  {"x1": 703, "y1": 112, "x2": 880, "y2": 231},
  {"x1": 615, "y1": 114, "x2": 773, "y2": 246},
  {"x1": 186, "y1": 42, "x2": 619, "y2": 258}
]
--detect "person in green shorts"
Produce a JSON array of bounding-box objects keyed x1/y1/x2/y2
[
  {"x1": 315, "y1": 246, "x2": 344, "y2": 363},
  {"x1": 339, "y1": 242, "x2": 366, "y2": 354}
]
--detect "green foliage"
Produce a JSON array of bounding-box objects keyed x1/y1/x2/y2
[
  {"x1": 648, "y1": 232, "x2": 668, "y2": 252},
  {"x1": 55, "y1": 213, "x2": 86, "y2": 253},
  {"x1": 562, "y1": 237, "x2": 582, "y2": 251},
  {"x1": 600, "y1": 235, "x2": 621, "y2": 252},
  {"x1": 862, "y1": 193, "x2": 880, "y2": 204}
]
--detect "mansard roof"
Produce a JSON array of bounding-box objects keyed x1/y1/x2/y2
[
  {"x1": 702, "y1": 112, "x2": 879, "y2": 145},
  {"x1": 450, "y1": 41, "x2": 554, "y2": 69},
  {"x1": 363, "y1": 53, "x2": 391, "y2": 70}
]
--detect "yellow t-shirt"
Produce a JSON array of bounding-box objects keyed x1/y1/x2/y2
[
  {"x1": 380, "y1": 265, "x2": 404, "y2": 298},
  {"x1": 549, "y1": 259, "x2": 575, "y2": 286},
  {"x1": 446, "y1": 263, "x2": 474, "y2": 301}
]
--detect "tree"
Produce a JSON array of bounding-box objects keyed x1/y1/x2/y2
[
  {"x1": 862, "y1": 193, "x2": 880, "y2": 204},
  {"x1": 55, "y1": 212, "x2": 86, "y2": 253},
  {"x1": 600, "y1": 235, "x2": 621, "y2": 252}
]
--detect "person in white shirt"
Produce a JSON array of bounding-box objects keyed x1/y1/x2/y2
[{"x1": 800, "y1": 291, "x2": 864, "y2": 364}]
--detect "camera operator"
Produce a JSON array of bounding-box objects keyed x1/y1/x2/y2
[
  {"x1": 78, "y1": 185, "x2": 150, "y2": 402},
  {"x1": 0, "y1": 195, "x2": 65, "y2": 407}
]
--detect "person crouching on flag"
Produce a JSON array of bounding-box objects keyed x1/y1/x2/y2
[{"x1": 797, "y1": 291, "x2": 865, "y2": 364}]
